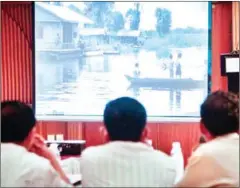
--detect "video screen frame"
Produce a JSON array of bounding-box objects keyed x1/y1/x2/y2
[{"x1": 32, "y1": 1, "x2": 212, "y2": 122}]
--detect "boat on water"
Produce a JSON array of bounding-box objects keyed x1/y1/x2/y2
[{"x1": 125, "y1": 75, "x2": 205, "y2": 90}]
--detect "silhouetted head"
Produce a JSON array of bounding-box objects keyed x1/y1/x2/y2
[
  {"x1": 200, "y1": 91, "x2": 239, "y2": 140},
  {"x1": 1, "y1": 101, "x2": 36, "y2": 148},
  {"x1": 103, "y1": 97, "x2": 147, "y2": 142}
]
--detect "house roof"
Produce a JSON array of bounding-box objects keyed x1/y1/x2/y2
[{"x1": 35, "y1": 2, "x2": 93, "y2": 24}]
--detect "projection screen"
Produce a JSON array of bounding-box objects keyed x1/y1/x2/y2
[{"x1": 34, "y1": 2, "x2": 211, "y2": 121}]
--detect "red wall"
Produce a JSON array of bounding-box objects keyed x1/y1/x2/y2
[{"x1": 1, "y1": 2, "x2": 233, "y2": 164}]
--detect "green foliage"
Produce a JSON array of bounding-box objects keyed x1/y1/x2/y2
[
  {"x1": 84, "y1": 2, "x2": 124, "y2": 32},
  {"x1": 143, "y1": 32, "x2": 208, "y2": 51},
  {"x1": 155, "y1": 8, "x2": 172, "y2": 37},
  {"x1": 68, "y1": 4, "x2": 83, "y2": 15},
  {"x1": 107, "y1": 11, "x2": 125, "y2": 32},
  {"x1": 84, "y1": 2, "x2": 114, "y2": 27},
  {"x1": 126, "y1": 3, "x2": 141, "y2": 30}
]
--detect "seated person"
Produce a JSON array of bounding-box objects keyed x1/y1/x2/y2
[
  {"x1": 175, "y1": 91, "x2": 239, "y2": 187},
  {"x1": 1, "y1": 101, "x2": 71, "y2": 187},
  {"x1": 81, "y1": 97, "x2": 176, "y2": 187}
]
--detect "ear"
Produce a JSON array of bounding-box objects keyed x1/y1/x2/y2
[
  {"x1": 200, "y1": 120, "x2": 211, "y2": 140},
  {"x1": 141, "y1": 127, "x2": 148, "y2": 141},
  {"x1": 200, "y1": 120, "x2": 206, "y2": 134},
  {"x1": 100, "y1": 126, "x2": 109, "y2": 143}
]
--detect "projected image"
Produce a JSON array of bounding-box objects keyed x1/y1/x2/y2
[{"x1": 35, "y1": 2, "x2": 210, "y2": 118}]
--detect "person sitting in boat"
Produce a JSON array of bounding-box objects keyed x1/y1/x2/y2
[
  {"x1": 133, "y1": 63, "x2": 141, "y2": 78},
  {"x1": 176, "y1": 52, "x2": 182, "y2": 78},
  {"x1": 169, "y1": 54, "x2": 174, "y2": 78}
]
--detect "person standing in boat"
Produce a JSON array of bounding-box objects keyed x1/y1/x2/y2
[
  {"x1": 169, "y1": 54, "x2": 174, "y2": 79},
  {"x1": 134, "y1": 62, "x2": 141, "y2": 78},
  {"x1": 175, "y1": 52, "x2": 182, "y2": 78}
]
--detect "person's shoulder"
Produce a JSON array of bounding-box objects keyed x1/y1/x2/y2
[
  {"x1": 21, "y1": 153, "x2": 70, "y2": 187},
  {"x1": 193, "y1": 138, "x2": 226, "y2": 157},
  {"x1": 81, "y1": 144, "x2": 107, "y2": 159},
  {"x1": 150, "y1": 149, "x2": 176, "y2": 168},
  {"x1": 21, "y1": 151, "x2": 53, "y2": 172}
]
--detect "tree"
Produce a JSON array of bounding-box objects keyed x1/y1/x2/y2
[
  {"x1": 68, "y1": 4, "x2": 84, "y2": 15},
  {"x1": 84, "y1": 2, "x2": 114, "y2": 28},
  {"x1": 155, "y1": 8, "x2": 172, "y2": 37},
  {"x1": 126, "y1": 2, "x2": 141, "y2": 30},
  {"x1": 107, "y1": 11, "x2": 125, "y2": 32},
  {"x1": 53, "y1": 2, "x2": 62, "y2": 6}
]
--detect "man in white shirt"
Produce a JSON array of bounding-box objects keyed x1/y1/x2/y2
[
  {"x1": 175, "y1": 91, "x2": 239, "y2": 187},
  {"x1": 81, "y1": 97, "x2": 176, "y2": 187},
  {"x1": 1, "y1": 101, "x2": 71, "y2": 187}
]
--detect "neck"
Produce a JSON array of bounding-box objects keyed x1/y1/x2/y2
[
  {"x1": 14, "y1": 140, "x2": 29, "y2": 150},
  {"x1": 206, "y1": 132, "x2": 239, "y2": 141}
]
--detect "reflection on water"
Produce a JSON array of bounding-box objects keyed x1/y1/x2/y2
[{"x1": 36, "y1": 48, "x2": 207, "y2": 117}]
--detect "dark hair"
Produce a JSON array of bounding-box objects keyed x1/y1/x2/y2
[
  {"x1": 1, "y1": 101, "x2": 36, "y2": 143},
  {"x1": 200, "y1": 91, "x2": 239, "y2": 137},
  {"x1": 199, "y1": 136, "x2": 206, "y2": 143},
  {"x1": 103, "y1": 97, "x2": 147, "y2": 142}
]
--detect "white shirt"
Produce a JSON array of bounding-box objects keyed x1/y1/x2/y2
[
  {"x1": 176, "y1": 133, "x2": 239, "y2": 187},
  {"x1": 1, "y1": 143, "x2": 71, "y2": 187},
  {"x1": 80, "y1": 141, "x2": 176, "y2": 187}
]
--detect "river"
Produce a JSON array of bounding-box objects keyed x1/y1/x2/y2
[{"x1": 36, "y1": 48, "x2": 208, "y2": 118}]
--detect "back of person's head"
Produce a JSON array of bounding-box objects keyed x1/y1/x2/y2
[
  {"x1": 200, "y1": 91, "x2": 239, "y2": 138},
  {"x1": 1, "y1": 101, "x2": 36, "y2": 143},
  {"x1": 103, "y1": 97, "x2": 147, "y2": 142}
]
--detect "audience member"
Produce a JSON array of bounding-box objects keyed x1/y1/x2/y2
[
  {"x1": 1, "y1": 101, "x2": 71, "y2": 187},
  {"x1": 175, "y1": 91, "x2": 239, "y2": 187},
  {"x1": 80, "y1": 97, "x2": 176, "y2": 187}
]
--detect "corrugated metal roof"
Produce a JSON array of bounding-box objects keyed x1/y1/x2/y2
[{"x1": 35, "y1": 2, "x2": 93, "y2": 24}]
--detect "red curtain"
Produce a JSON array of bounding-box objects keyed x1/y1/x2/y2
[
  {"x1": 211, "y1": 2, "x2": 232, "y2": 91},
  {"x1": 1, "y1": 2, "x2": 33, "y2": 103}
]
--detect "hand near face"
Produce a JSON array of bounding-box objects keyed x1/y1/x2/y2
[
  {"x1": 29, "y1": 134, "x2": 70, "y2": 184},
  {"x1": 29, "y1": 134, "x2": 55, "y2": 160}
]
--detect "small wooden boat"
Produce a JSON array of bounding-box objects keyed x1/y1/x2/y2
[{"x1": 125, "y1": 75, "x2": 205, "y2": 90}]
